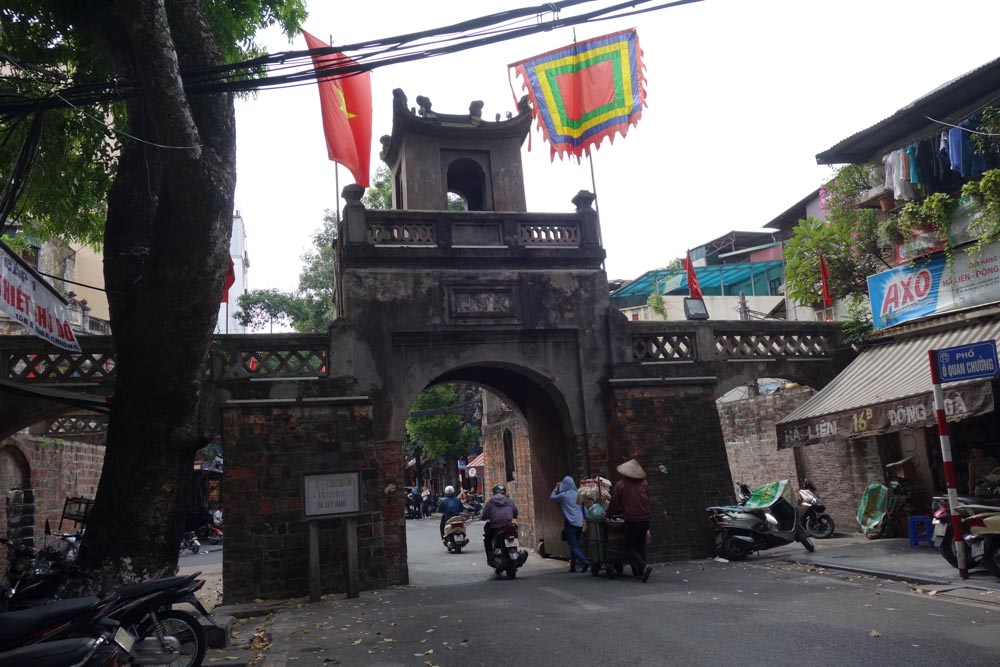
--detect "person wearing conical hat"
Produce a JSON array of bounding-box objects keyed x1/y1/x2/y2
[{"x1": 608, "y1": 458, "x2": 652, "y2": 582}]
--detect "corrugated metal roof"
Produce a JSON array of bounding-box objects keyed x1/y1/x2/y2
[
  {"x1": 816, "y1": 57, "x2": 1000, "y2": 164},
  {"x1": 610, "y1": 261, "x2": 784, "y2": 307},
  {"x1": 778, "y1": 317, "x2": 1000, "y2": 425}
]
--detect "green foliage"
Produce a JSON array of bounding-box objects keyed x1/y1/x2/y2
[
  {"x1": 962, "y1": 169, "x2": 1000, "y2": 252},
  {"x1": 406, "y1": 384, "x2": 480, "y2": 460},
  {"x1": 646, "y1": 291, "x2": 665, "y2": 317},
  {"x1": 784, "y1": 164, "x2": 886, "y2": 305},
  {"x1": 234, "y1": 211, "x2": 336, "y2": 332},
  {"x1": 0, "y1": 1, "x2": 306, "y2": 248},
  {"x1": 234, "y1": 288, "x2": 294, "y2": 332},
  {"x1": 896, "y1": 192, "x2": 955, "y2": 240},
  {"x1": 363, "y1": 166, "x2": 393, "y2": 209},
  {"x1": 840, "y1": 294, "x2": 874, "y2": 344}
]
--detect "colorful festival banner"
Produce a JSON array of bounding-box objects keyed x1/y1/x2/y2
[
  {"x1": 867, "y1": 240, "x2": 1000, "y2": 329},
  {"x1": 510, "y1": 29, "x2": 646, "y2": 161},
  {"x1": 0, "y1": 244, "x2": 80, "y2": 352}
]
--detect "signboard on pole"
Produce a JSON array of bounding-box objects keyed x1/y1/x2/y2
[
  {"x1": 303, "y1": 471, "x2": 361, "y2": 517},
  {"x1": 935, "y1": 340, "x2": 999, "y2": 383}
]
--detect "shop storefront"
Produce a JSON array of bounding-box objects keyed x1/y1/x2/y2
[{"x1": 778, "y1": 312, "x2": 1000, "y2": 513}]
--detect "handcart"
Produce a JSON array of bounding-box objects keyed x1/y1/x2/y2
[{"x1": 586, "y1": 519, "x2": 627, "y2": 578}]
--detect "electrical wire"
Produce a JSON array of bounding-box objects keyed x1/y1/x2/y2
[{"x1": 0, "y1": 0, "x2": 704, "y2": 119}]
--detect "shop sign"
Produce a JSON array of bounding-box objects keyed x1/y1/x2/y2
[
  {"x1": 1, "y1": 244, "x2": 80, "y2": 352},
  {"x1": 777, "y1": 381, "x2": 994, "y2": 448},
  {"x1": 868, "y1": 239, "x2": 1000, "y2": 329}
]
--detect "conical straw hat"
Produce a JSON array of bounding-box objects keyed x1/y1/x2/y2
[{"x1": 616, "y1": 458, "x2": 646, "y2": 480}]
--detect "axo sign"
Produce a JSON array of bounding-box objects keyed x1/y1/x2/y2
[{"x1": 935, "y1": 340, "x2": 999, "y2": 383}]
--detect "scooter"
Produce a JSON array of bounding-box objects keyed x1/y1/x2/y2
[
  {"x1": 707, "y1": 480, "x2": 815, "y2": 561},
  {"x1": 930, "y1": 495, "x2": 998, "y2": 568},
  {"x1": 0, "y1": 618, "x2": 133, "y2": 667},
  {"x1": 181, "y1": 531, "x2": 202, "y2": 555},
  {"x1": 486, "y1": 522, "x2": 528, "y2": 579},
  {"x1": 442, "y1": 516, "x2": 470, "y2": 554},
  {"x1": 968, "y1": 511, "x2": 1000, "y2": 580},
  {"x1": 798, "y1": 479, "x2": 835, "y2": 538}
]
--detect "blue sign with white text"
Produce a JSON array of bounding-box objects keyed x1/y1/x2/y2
[{"x1": 935, "y1": 340, "x2": 999, "y2": 383}]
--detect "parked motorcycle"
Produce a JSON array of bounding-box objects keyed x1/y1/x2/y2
[
  {"x1": 798, "y1": 479, "x2": 835, "y2": 538},
  {"x1": 707, "y1": 480, "x2": 815, "y2": 561},
  {"x1": 969, "y1": 511, "x2": 1000, "y2": 580},
  {"x1": 180, "y1": 531, "x2": 202, "y2": 555},
  {"x1": 0, "y1": 618, "x2": 133, "y2": 667},
  {"x1": 930, "y1": 495, "x2": 996, "y2": 568},
  {"x1": 0, "y1": 570, "x2": 212, "y2": 666},
  {"x1": 462, "y1": 495, "x2": 484, "y2": 521},
  {"x1": 442, "y1": 516, "x2": 470, "y2": 554},
  {"x1": 857, "y1": 458, "x2": 918, "y2": 539},
  {"x1": 486, "y1": 522, "x2": 528, "y2": 579}
]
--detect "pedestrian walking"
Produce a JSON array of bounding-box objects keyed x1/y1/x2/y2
[
  {"x1": 550, "y1": 476, "x2": 589, "y2": 572},
  {"x1": 608, "y1": 458, "x2": 652, "y2": 582},
  {"x1": 420, "y1": 486, "x2": 432, "y2": 518}
]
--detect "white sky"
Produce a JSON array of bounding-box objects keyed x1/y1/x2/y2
[{"x1": 233, "y1": 0, "x2": 1000, "y2": 289}]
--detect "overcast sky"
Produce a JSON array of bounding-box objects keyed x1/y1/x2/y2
[{"x1": 233, "y1": 0, "x2": 1000, "y2": 289}]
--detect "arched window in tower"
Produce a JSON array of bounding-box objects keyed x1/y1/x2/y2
[
  {"x1": 503, "y1": 429, "x2": 516, "y2": 482},
  {"x1": 446, "y1": 157, "x2": 488, "y2": 211}
]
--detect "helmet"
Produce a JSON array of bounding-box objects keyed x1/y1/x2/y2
[
  {"x1": 444, "y1": 485, "x2": 455, "y2": 496},
  {"x1": 492, "y1": 484, "x2": 507, "y2": 496}
]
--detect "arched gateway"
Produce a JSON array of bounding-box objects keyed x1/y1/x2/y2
[{"x1": 213, "y1": 90, "x2": 848, "y2": 602}]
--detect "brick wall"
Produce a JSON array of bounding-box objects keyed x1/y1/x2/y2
[
  {"x1": 608, "y1": 384, "x2": 736, "y2": 562},
  {"x1": 717, "y1": 388, "x2": 812, "y2": 492},
  {"x1": 717, "y1": 389, "x2": 885, "y2": 535},
  {"x1": 222, "y1": 402, "x2": 402, "y2": 603},
  {"x1": 481, "y1": 397, "x2": 537, "y2": 553}
]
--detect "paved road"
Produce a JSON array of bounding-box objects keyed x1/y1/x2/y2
[{"x1": 252, "y1": 521, "x2": 1000, "y2": 666}]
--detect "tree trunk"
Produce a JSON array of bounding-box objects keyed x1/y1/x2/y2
[{"x1": 80, "y1": 0, "x2": 236, "y2": 588}]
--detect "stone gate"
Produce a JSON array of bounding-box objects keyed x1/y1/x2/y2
[{"x1": 0, "y1": 90, "x2": 849, "y2": 602}]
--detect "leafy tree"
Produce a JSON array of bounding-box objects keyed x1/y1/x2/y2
[
  {"x1": 0, "y1": 1, "x2": 306, "y2": 585},
  {"x1": 235, "y1": 210, "x2": 335, "y2": 332},
  {"x1": 784, "y1": 165, "x2": 889, "y2": 305},
  {"x1": 235, "y1": 288, "x2": 294, "y2": 332},
  {"x1": 406, "y1": 384, "x2": 481, "y2": 488},
  {"x1": 361, "y1": 164, "x2": 466, "y2": 210}
]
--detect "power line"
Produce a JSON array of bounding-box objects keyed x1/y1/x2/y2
[{"x1": 0, "y1": 0, "x2": 704, "y2": 120}]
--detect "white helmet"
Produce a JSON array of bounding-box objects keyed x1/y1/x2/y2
[{"x1": 444, "y1": 485, "x2": 455, "y2": 495}]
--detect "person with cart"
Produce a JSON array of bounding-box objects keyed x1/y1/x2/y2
[
  {"x1": 608, "y1": 458, "x2": 653, "y2": 583},
  {"x1": 550, "y1": 476, "x2": 589, "y2": 572}
]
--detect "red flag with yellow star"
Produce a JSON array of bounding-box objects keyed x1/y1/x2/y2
[{"x1": 303, "y1": 31, "x2": 371, "y2": 186}]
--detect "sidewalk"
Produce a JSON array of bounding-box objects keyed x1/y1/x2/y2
[{"x1": 765, "y1": 532, "x2": 1000, "y2": 591}]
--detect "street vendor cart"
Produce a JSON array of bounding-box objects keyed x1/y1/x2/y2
[{"x1": 586, "y1": 519, "x2": 627, "y2": 578}]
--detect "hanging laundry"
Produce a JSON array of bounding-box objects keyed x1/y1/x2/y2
[{"x1": 906, "y1": 144, "x2": 920, "y2": 184}]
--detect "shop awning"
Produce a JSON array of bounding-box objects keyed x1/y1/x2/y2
[
  {"x1": 465, "y1": 453, "x2": 485, "y2": 476},
  {"x1": 776, "y1": 318, "x2": 1000, "y2": 448},
  {"x1": 0, "y1": 379, "x2": 111, "y2": 414}
]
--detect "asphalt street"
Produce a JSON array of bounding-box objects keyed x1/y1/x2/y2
[{"x1": 248, "y1": 517, "x2": 1000, "y2": 666}]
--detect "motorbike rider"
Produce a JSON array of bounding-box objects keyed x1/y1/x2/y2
[
  {"x1": 438, "y1": 485, "x2": 464, "y2": 539},
  {"x1": 482, "y1": 483, "x2": 518, "y2": 565}
]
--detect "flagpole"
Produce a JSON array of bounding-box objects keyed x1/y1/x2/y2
[{"x1": 328, "y1": 33, "x2": 343, "y2": 225}]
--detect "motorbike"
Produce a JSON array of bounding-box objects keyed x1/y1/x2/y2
[
  {"x1": 0, "y1": 618, "x2": 134, "y2": 667},
  {"x1": 196, "y1": 512, "x2": 223, "y2": 546},
  {"x1": 180, "y1": 532, "x2": 202, "y2": 555},
  {"x1": 1, "y1": 528, "x2": 87, "y2": 610},
  {"x1": 462, "y1": 496, "x2": 484, "y2": 521},
  {"x1": 797, "y1": 479, "x2": 835, "y2": 538},
  {"x1": 486, "y1": 522, "x2": 528, "y2": 579},
  {"x1": 968, "y1": 510, "x2": 1000, "y2": 580},
  {"x1": 856, "y1": 458, "x2": 918, "y2": 539},
  {"x1": 930, "y1": 495, "x2": 997, "y2": 568},
  {"x1": 707, "y1": 479, "x2": 815, "y2": 561},
  {"x1": 442, "y1": 516, "x2": 470, "y2": 554},
  {"x1": 0, "y1": 571, "x2": 212, "y2": 666}
]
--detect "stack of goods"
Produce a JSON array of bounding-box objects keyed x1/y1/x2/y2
[{"x1": 577, "y1": 477, "x2": 612, "y2": 522}]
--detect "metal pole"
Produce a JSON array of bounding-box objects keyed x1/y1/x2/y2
[
  {"x1": 308, "y1": 520, "x2": 321, "y2": 601},
  {"x1": 928, "y1": 349, "x2": 968, "y2": 578}
]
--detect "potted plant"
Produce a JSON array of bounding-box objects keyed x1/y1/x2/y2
[{"x1": 962, "y1": 168, "x2": 1000, "y2": 251}]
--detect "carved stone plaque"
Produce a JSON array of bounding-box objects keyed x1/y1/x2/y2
[{"x1": 448, "y1": 285, "x2": 518, "y2": 322}]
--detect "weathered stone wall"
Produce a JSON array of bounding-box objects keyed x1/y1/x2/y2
[
  {"x1": 717, "y1": 389, "x2": 812, "y2": 492},
  {"x1": 222, "y1": 403, "x2": 405, "y2": 604},
  {"x1": 608, "y1": 384, "x2": 735, "y2": 562}
]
